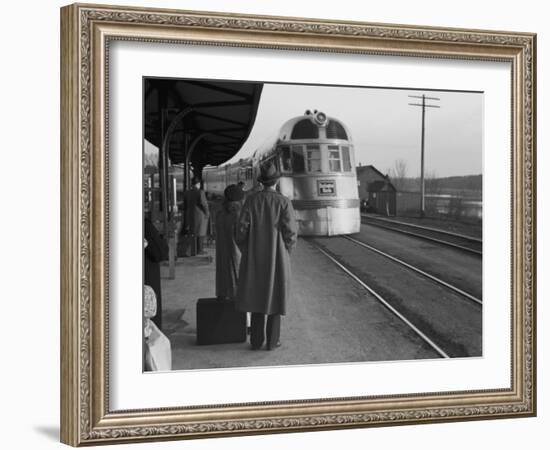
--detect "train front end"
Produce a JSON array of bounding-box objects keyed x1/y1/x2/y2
[{"x1": 275, "y1": 110, "x2": 360, "y2": 236}]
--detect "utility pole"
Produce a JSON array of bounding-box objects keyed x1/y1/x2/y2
[{"x1": 408, "y1": 94, "x2": 440, "y2": 217}]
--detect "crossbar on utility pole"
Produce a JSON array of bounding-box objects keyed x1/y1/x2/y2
[{"x1": 408, "y1": 94, "x2": 441, "y2": 217}]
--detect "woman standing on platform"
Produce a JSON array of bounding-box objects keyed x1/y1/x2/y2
[{"x1": 215, "y1": 184, "x2": 244, "y2": 300}]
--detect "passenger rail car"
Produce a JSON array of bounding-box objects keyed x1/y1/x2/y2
[{"x1": 203, "y1": 110, "x2": 361, "y2": 236}]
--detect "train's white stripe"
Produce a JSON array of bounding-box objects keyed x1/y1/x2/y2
[{"x1": 293, "y1": 198, "x2": 360, "y2": 209}]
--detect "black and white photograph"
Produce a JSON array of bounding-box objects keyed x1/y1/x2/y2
[
  {"x1": 142, "y1": 78, "x2": 483, "y2": 372},
  {"x1": 51, "y1": 0, "x2": 543, "y2": 444}
]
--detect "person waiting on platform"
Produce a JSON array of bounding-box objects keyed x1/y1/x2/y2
[
  {"x1": 183, "y1": 176, "x2": 210, "y2": 255},
  {"x1": 215, "y1": 184, "x2": 244, "y2": 301},
  {"x1": 143, "y1": 285, "x2": 171, "y2": 372},
  {"x1": 144, "y1": 216, "x2": 168, "y2": 330},
  {"x1": 235, "y1": 162, "x2": 298, "y2": 351}
]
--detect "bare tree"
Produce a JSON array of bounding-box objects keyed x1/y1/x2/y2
[{"x1": 389, "y1": 158, "x2": 408, "y2": 191}]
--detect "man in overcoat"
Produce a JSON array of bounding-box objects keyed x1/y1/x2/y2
[
  {"x1": 183, "y1": 176, "x2": 210, "y2": 254},
  {"x1": 235, "y1": 163, "x2": 298, "y2": 350}
]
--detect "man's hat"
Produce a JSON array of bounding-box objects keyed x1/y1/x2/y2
[
  {"x1": 224, "y1": 184, "x2": 244, "y2": 202},
  {"x1": 257, "y1": 162, "x2": 281, "y2": 185},
  {"x1": 191, "y1": 175, "x2": 201, "y2": 185}
]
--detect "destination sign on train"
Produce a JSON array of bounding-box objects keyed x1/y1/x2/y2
[{"x1": 318, "y1": 180, "x2": 336, "y2": 195}]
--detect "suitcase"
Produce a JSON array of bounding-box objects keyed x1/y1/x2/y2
[{"x1": 196, "y1": 298, "x2": 247, "y2": 345}]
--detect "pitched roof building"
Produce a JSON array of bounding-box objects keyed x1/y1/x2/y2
[{"x1": 356, "y1": 165, "x2": 396, "y2": 215}]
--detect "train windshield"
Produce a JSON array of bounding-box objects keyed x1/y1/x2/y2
[
  {"x1": 285, "y1": 144, "x2": 353, "y2": 174},
  {"x1": 341, "y1": 146, "x2": 352, "y2": 172},
  {"x1": 306, "y1": 145, "x2": 322, "y2": 172},
  {"x1": 328, "y1": 145, "x2": 342, "y2": 172}
]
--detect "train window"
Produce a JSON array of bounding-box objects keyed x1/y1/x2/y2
[
  {"x1": 326, "y1": 120, "x2": 348, "y2": 140},
  {"x1": 306, "y1": 145, "x2": 322, "y2": 173},
  {"x1": 341, "y1": 146, "x2": 352, "y2": 171},
  {"x1": 291, "y1": 119, "x2": 319, "y2": 139},
  {"x1": 291, "y1": 146, "x2": 305, "y2": 173},
  {"x1": 328, "y1": 145, "x2": 342, "y2": 172},
  {"x1": 280, "y1": 146, "x2": 292, "y2": 172}
]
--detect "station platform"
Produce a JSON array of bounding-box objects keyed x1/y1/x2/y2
[{"x1": 159, "y1": 237, "x2": 439, "y2": 371}]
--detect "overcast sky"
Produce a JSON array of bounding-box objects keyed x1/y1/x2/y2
[{"x1": 227, "y1": 83, "x2": 483, "y2": 178}]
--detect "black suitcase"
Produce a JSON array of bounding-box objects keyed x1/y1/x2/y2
[{"x1": 196, "y1": 298, "x2": 247, "y2": 345}]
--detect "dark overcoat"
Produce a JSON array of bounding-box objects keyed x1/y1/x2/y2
[
  {"x1": 235, "y1": 189, "x2": 297, "y2": 315},
  {"x1": 215, "y1": 202, "x2": 242, "y2": 299},
  {"x1": 183, "y1": 187, "x2": 209, "y2": 236},
  {"x1": 144, "y1": 218, "x2": 168, "y2": 329}
]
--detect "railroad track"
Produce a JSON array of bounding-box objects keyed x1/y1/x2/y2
[
  {"x1": 343, "y1": 235, "x2": 482, "y2": 305},
  {"x1": 361, "y1": 215, "x2": 482, "y2": 256},
  {"x1": 306, "y1": 236, "x2": 482, "y2": 359}
]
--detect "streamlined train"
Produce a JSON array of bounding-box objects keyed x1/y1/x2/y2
[{"x1": 203, "y1": 110, "x2": 360, "y2": 236}]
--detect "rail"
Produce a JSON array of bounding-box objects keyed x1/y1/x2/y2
[
  {"x1": 343, "y1": 235, "x2": 482, "y2": 306},
  {"x1": 361, "y1": 215, "x2": 482, "y2": 256},
  {"x1": 306, "y1": 239, "x2": 450, "y2": 359}
]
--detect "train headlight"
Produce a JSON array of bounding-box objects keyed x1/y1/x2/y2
[{"x1": 314, "y1": 111, "x2": 328, "y2": 126}]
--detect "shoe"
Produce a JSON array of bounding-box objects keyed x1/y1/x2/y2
[
  {"x1": 266, "y1": 341, "x2": 281, "y2": 351},
  {"x1": 250, "y1": 344, "x2": 262, "y2": 351}
]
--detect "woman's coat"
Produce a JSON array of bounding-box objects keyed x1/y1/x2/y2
[{"x1": 215, "y1": 202, "x2": 242, "y2": 299}]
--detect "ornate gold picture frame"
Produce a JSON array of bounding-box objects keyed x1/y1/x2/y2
[{"x1": 60, "y1": 3, "x2": 536, "y2": 446}]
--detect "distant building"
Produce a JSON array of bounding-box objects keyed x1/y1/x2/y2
[
  {"x1": 356, "y1": 165, "x2": 396, "y2": 216},
  {"x1": 356, "y1": 165, "x2": 386, "y2": 197}
]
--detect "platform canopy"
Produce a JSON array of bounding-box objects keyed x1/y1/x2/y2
[{"x1": 144, "y1": 78, "x2": 263, "y2": 170}]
